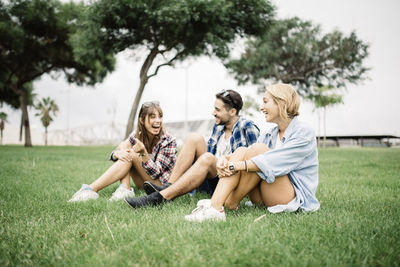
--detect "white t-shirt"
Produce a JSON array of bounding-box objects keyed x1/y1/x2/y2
[{"x1": 215, "y1": 132, "x2": 232, "y2": 157}]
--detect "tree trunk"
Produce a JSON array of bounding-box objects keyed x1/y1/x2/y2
[
  {"x1": 124, "y1": 47, "x2": 159, "y2": 138},
  {"x1": 323, "y1": 107, "x2": 327, "y2": 148},
  {"x1": 0, "y1": 129, "x2": 3, "y2": 145},
  {"x1": 45, "y1": 126, "x2": 48, "y2": 146},
  {"x1": 20, "y1": 92, "x2": 32, "y2": 147},
  {"x1": 19, "y1": 109, "x2": 24, "y2": 142}
]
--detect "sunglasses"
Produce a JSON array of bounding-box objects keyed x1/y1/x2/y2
[
  {"x1": 219, "y1": 89, "x2": 236, "y2": 108},
  {"x1": 142, "y1": 101, "x2": 160, "y2": 108}
]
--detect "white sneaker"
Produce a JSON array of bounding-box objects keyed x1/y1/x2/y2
[
  {"x1": 186, "y1": 199, "x2": 211, "y2": 215},
  {"x1": 184, "y1": 203, "x2": 226, "y2": 222},
  {"x1": 68, "y1": 185, "x2": 99, "y2": 202},
  {"x1": 245, "y1": 201, "x2": 254, "y2": 207},
  {"x1": 196, "y1": 199, "x2": 211, "y2": 208},
  {"x1": 109, "y1": 185, "x2": 135, "y2": 201}
]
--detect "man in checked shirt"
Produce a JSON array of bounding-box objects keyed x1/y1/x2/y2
[{"x1": 125, "y1": 89, "x2": 260, "y2": 208}]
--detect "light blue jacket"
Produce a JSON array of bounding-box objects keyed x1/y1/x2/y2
[{"x1": 251, "y1": 117, "x2": 320, "y2": 212}]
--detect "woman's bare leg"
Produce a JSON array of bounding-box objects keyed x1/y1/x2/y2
[
  {"x1": 89, "y1": 152, "x2": 162, "y2": 192},
  {"x1": 221, "y1": 144, "x2": 270, "y2": 209},
  {"x1": 210, "y1": 147, "x2": 247, "y2": 210},
  {"x1": 248, "y1": 186, "x2": 264, "y2": 206},
  {"x1": 130, "y1": 168, "x2": 162, "y2": 189},
  {"x1": 259, "y1": 176, "x2": 295, "y2": 207},
  {"x1": 89, "y1": 160, "x2": 133, "y2": 192},
  {"x1": 129, "y1": 154, "x2": 162, "y2": 189},
  {"x1": 212, "y1": 143, "x2": 295, "y2": 210},
  {"x1": 120, "y1": 173, "x2": 131, "y2": 189}
]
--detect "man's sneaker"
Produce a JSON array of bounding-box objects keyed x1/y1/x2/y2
[
  {"x1": 109, "y1": 184, "x2": 135, "y2": 201},
  {"x1": 68, "y1": 184, "x2": 99, "y2": 202},
  {"x1": 184, "y1": 204, "x2": 226, "y2": 222},
  {"x1": 124, "y1": 191, "x2": 165, "y2": 209},
  {"x1": 143, "y1": 181, "x2": 171, "y2": 195}
]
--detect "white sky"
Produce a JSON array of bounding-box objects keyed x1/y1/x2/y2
[{"x1": 3, "y1": 0, "x2": 400, "y2": 137}]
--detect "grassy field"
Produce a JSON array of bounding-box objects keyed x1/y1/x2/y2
[{"x1": 0, "y1": 146, "x2": 399, "y2": 266}]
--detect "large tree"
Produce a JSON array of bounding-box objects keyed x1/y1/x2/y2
[
  {"x1": 0, "y1": 0, "x2": 115, "y2": 147},
  {"x1": 0, "y1": 111, "x2": 7, "y2": 145},
  {"x1": 0, "y1": 80, "x2": 35, "y2": 142},
  {"x1": 74, "y1": 0, "x2": 275, "y2": 137},
  {"x1": 226, "y1": 17, "x2": 370, "y2": 98}
]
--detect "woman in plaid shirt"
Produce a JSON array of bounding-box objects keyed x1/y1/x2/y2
[{"x1": 68, "y1": 101, "x2": 177, "y2": 202}]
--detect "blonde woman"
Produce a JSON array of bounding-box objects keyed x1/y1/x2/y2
[
  {"x1": 68, "y1": 101, "x2": 177, "y2": 202},
  {"x1": 185, "y1": 84, "x2": 320, "y2": 222}
]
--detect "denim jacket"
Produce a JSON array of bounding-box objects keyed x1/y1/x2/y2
[{"x1": 251, "y1": 117, "x2": 320, "y2": 212}]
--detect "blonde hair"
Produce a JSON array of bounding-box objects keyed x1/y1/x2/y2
[{"x1": 266, "y1": 83, "x2": 300, "y2": 119}]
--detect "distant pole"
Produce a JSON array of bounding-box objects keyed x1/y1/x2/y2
[
  {"x1": 323, "y1": 107, "x2": 327, "y2": 148},
  {"x1": 66, "y1": 87, "x2": 70, "y2": 145},
  {"x1": 184, "y1": 66, "x2": 189, "y2": 136},
  {"x1": 317, "y1": 109, "x2": 321, "y2": 148}
]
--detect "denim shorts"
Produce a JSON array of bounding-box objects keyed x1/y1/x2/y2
[{"x1": 196, "y1": 176, "x2": 219, "y2": 196}]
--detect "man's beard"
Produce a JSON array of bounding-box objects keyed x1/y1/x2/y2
[{"x1": 216, "y1": 117, "x2": 229, "y2": 126}]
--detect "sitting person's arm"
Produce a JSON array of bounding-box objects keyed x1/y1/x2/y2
[
  {"x1": 140, "y1": 137, "x2": 177, "y2": 181},
  {"x1": 109, "y1": 138, "x2": 135, "y2": 162}
]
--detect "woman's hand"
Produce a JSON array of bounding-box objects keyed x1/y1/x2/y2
[
  {"x1": 113, "y1": 149, "x2": 134, "y2": 162},
  {"x1": 132, "y1": 138, "x2": 147, "y2": 155},
  {"x1": 216, "y1": 155, "x2": 235, "y2": 178}
]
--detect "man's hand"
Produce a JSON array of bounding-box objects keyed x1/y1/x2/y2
[{"x1": 216, "y1": 155, "x2": 235, "y2": 178}]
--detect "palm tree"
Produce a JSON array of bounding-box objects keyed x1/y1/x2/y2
[
  {"x1": 34, "y1": 97, "x2": 59, "y2": 146},
  {"x1": 0, "y1": 112, "x2": 8, "y2": 145},
  {"x1": 309, "y1": 86, "x2": 343, "y2": 147}
]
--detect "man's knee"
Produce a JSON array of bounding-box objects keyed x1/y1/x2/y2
[
  {"x1": 198, "y1": 152, "x2": 216, "y2": 165},
  {"x1": 245, "y1": 143, "x2": 269, "y2": 159},
  {"x1": 185, "y1": 132, "x2": 204, "y2": 144}
]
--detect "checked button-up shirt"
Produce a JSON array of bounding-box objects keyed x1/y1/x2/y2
[
  {"x1": 129, "y1": 132, "x2": 177, "y2": 185},
  {"x1": 207, "y1": 116, "x2": 260, "y2": 155}
]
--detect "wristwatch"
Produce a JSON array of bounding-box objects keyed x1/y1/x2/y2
[
  {"x1": 110, "y1": 151, "x2": 118, "y2": 162},
  {"x1": 229, "y1": 163, "x2": 235, "y2": 172}
]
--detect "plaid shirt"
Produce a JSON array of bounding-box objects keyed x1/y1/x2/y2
[
  {"x1": 207, "y1": 116, "x2": 260, "y2": 155},
  {"x1": 129, "y1": 132, "x2": 177, "y2": 185}
]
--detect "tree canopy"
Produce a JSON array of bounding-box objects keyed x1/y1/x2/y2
[
  {"x1": 0, "y1": 0, "x2": 115, "y2": 146},
  {"x1": 74, "y1": 0, "x2": 276, "y2": 137},
  {"x1": 226, "y1": 17, "x2": 370, "y2": 98}
]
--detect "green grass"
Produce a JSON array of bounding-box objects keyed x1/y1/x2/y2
[{"x1": 0, "y1": 146, "x2": 399, "y2": 266}]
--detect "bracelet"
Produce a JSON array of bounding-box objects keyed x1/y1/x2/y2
[{"x1": 244, "y1": 160, "x2": 248, "y2": 172}]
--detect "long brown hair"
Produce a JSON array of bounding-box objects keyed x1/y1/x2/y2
[{"x1": 135, "y1": 102, "x2": 165, "y2": 153}]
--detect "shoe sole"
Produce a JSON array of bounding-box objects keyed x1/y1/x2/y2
[
  {"x1": 124, "y1": 198, "x2": 137, "y2": 210},
  {"x1": 184, "y1": 217, "x2": 226, "y2": 222},
  {"x1": 143, "y1": 182, "x2": 158, "y2": 195}
]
